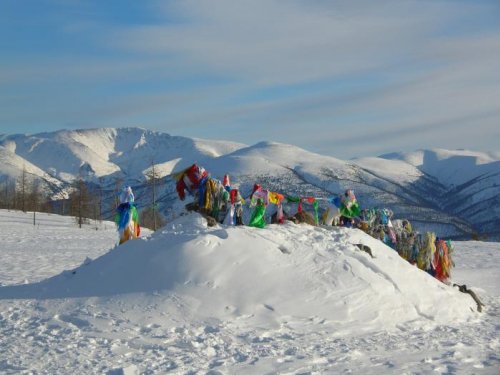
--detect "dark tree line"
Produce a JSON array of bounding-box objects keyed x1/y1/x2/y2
[
  {"x1": 0, "y1": 164, "x2": 166, "y2": 231},
  {"x1": 0, "y1": 167, "x2": 52, "y2": 214},
  {"x1": 0, "y1": 168, "x2": 104, "y2": 228}
]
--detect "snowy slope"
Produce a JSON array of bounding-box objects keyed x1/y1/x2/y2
[
  {"x1": 0, "y1": 128, "x2": 246, "y2": 183},
  {"x1": 201, "y1": 142, "x2": 477, "y2": 237},
  {"x1": 0, "y1": 210, "x2": 497, "y2": 374},
  {"x1": 380, "y1": 149, "x2": 500, "y2": 186},
  {"x1": 373, "y1": 149, "x2": 500, "y2": 236},
  {"x1": 1, "y1": 128, "x2": 499, "y2": 237},
  {"x1": 0, "y1": 145, "x2": 64, "y2": 194}
]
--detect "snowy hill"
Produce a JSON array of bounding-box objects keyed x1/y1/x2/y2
[
  {"x1": 0, "y1": 128, "x2": 245, "y2": 184},
  {"x1": 1, "y1": 213, "x2": 475, "y2": 329},
  {"x1": 2, "y1": 210, "x2": 497, "y2": 374},
  {"x1": 0, "y1": 144, "x2": 64, "y2": 195},
  {"x1": 380, "y1": 149, "x2": 500, "y2": 186},
  {"x1": 0, "y1": 128, "x2": 499, "y2": 238},
  {"x1": 369, "y1": 149, "x2": 500, "y2": 236}
]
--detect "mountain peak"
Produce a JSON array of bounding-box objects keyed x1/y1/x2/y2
[{"x1": 0, "y1": 128, "x2": 498, "y2": 238}]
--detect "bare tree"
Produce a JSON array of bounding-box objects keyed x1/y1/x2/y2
[
  {"x1": 26, "y1": 179, "x2": 40, "y2": 211},
  {"x1": 40, "y1": 194, "x2": 53, "y2": 214},
  {"x1": 113, "y1": 176, "x2": 124, "y2": 210},
  {"x1": 140, "y1": 206, "x2": 166, "y2": 231},
  {"x1": 144, "y1": 160, "x2": 164, "y2": 231},
  {"x1": 6, "y1": 179, "x2": 16, "y2": 210},
  {"x1": 0, "y1": 180, "x2": 9, "y2": 209},
  {"x1": 69, "y1": 177, "x2": 92, "y2": 228},
  {"x1": 89, "y1": 181, "x2": 102, "y2": 230},
  {"x1": 18, "y1": 165, "x2": 28, "y2": 212},
  {"x1": 26, "y1": 179, "x2": 42, "y2": 225},
  {"x1": 98, "y1": 177, "x2": 104, "y2": 223}
]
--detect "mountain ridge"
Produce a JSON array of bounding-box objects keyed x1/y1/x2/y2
[{"x1": 0, "y1": 127, "x2": 498, "y2": 238}]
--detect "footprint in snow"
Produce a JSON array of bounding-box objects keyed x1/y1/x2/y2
[{"x1": 279, "y1": 245, "x2": 291, "y2": 254}]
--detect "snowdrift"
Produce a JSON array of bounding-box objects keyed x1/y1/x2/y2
[{"x1": 0, "y1": 213, "x2": 476, "y2": 334}]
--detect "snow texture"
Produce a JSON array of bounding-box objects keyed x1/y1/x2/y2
[{"x1": 0, "y1": 210, "x2": 498, "y2": 374}]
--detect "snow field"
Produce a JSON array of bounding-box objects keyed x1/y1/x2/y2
[
  {"x1": 0, "y1": 210, "x2": 498, "y2": 374},
  {"x1": 0, "y1": 210, "x2": 119, "y2": 286}
]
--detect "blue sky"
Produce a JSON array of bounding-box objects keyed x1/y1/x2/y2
[{"x1": 1, "y1": 0, "x2": 499, "y2": 158}]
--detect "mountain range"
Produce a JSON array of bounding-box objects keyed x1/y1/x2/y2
[{"x1": 1, "y1": 127, "x2": 499, "y2": 239}]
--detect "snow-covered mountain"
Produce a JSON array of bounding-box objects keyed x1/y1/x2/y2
[
  {"x1": 0, "y1": 127, "x2": 498, "y2": 238},
  {"x1": 0, "y1": 128, "x2": 245, "y2": 183}
]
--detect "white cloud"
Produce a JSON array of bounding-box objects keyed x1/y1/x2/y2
[
  {"x1": 112, "y1": 0, "x2": 445, "y2": 85},
  {"x1": 104, "y1": 1, "x2": 500, "y2": 148}
]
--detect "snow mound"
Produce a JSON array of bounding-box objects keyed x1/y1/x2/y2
[{"x1": 0, "y1": 214, "x2": 475, "y2": 334}]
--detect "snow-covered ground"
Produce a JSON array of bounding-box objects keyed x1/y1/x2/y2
[
  {"x1": 0, "y1": 210, "x2": 498, "y2": 374},
  {"x1": 0, "y1": 210, "x2": 119, "y2": 286}
]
